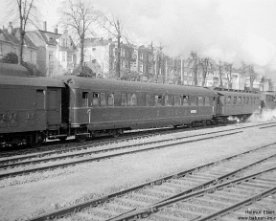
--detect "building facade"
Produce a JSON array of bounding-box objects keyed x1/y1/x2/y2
[
  {"x1": 0, "y1": 22, "x2": 38, "y2": 66},
  {"x1": 27, "y1": 22, "x2": 77, "y2": 77}
]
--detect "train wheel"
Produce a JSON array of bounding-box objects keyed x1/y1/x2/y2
[
  {"x1": 27, "y1": 132, "x2": 45, "y2": 147},
  {"x1": 112, "y1": 129, "x2": 123, "y2": 138},
  {"x1": 76, "y1": 135, "x2": 87, "y2": 142}
]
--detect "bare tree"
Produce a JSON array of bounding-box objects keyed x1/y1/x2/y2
[
  {"x1": 199, "y1": 57, "x2": 213, "y2": 86},
  {"x1": 99, "y1": 15, "x2": 124, "y2": 79},
  {"x1": 16, "y1": 0, "x2": 35, "y2": 65},
  {"x1": 242, "y1": 63, "x2": 256, "y2": 91},
  {"x1": 187, "y1": 52, "x2": 199, "y2": 86},
  {"x1": 224, "y1": 63, "x2": 233, "y2": 89},
  {"x1": 111, "y1": 18, "x2": 122, "y2": 79},
  {"x1": 218, "y1": 61, "x2": 224, "y2": 87},
  {"x1": 248, "y1": 65, "x2": 256, "y2": 91},
  {"x1": 61, "y1": 0, "x2": 101, "y2": 69}
]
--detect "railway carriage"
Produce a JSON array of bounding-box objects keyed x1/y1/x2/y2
[
  {"x1": 64, "y1": 76, "x2": 218, "y2": 138},
  {"x1": 212, "y1": 87, "x2": 260, "y2": 121},
  {"x1": 0, "y1": 76, "x2": 67, "y2": 146},
  {"x1": 260, "y1": 91, "x2": 276, "y2": 110}
]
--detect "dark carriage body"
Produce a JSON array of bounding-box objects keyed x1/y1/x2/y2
[
  {"x1": 260, "y1": 91, "x2": 276, "y2": 110},
  {"x1": 213, "y1": 88, "x2": 260, "y2": 119},
  {"x1": 64, "y1": 76, "x2": 218, "y2": 135},
  {"x1": 0, "y1": 76, "x2": 66, "y2": 145}
]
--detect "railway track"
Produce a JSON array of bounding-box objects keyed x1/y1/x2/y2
[
  {"x1": 0, "y1": 129, "x2": 243, "y2": 180},
  {"x1": 1, "y1": 120, "x2": 275, "y2": 159},
  {"x1": 1, "y1": 121, "x2": 275, "y2": 180},
  {"x1": 27, "y1": 142, "x2": 276, "y2": 221},
  {"x1": 1, "y1": 120, "x2": 275, "y2": 167}
]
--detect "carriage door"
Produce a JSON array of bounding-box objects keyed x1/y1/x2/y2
[
  {"x1": 46, "y1": 88, "x2": 61, "y2": 127},
  {"x1": 216, "y1": 95, "x2": 224, "y2": 115}
]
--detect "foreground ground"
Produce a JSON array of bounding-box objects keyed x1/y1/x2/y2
[{"x1": 0, "y1": 120, "x2": 276, "y2": 221}]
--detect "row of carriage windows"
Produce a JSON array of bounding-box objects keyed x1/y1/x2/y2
[
  {"x1": 220, "y1": 95, "x2": 259, "y2": 105},
  {"x1": 82, "y1": 92, "x2": 260, "y2": 107},
  {"x1": 81, "y1": 91, "x2": 213, "y2": 107}
]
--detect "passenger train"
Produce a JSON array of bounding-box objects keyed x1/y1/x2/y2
[{"x1": 0, "y1": 65, "x2": 275, "y2": 148}]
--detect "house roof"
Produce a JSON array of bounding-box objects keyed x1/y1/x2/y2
[
  {"x1": 0, "y1": 28, "x2": 37, "y2": 49},
  {"x1": 83, "y1": 38, "x2": 111, "y2": 47},
  {"x1": 39, "y1": 30, "x2": 61, "y2": 46}
]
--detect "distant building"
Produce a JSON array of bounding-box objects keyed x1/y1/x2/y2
[
  {"x1": 0, "y1": 22, "x2": 38, "y2": 66},
  {"x1": 81, "y1": 38, "x2": 154, "y2": 80},
  {"x1": 27, "y1": 21, "x2": 77, "y2": 76}
]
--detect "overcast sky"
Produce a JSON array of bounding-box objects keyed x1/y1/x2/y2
[{"x1": 1, "y1": 0, "x2": 276, "y2": 79}]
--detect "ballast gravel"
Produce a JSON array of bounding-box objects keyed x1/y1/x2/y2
[{"x1": 0, "y1": 120, "x2": 276, "y2": 220}]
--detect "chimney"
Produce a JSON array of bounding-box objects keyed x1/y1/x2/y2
[
  {"x1": 54, "y1": 26, "x2": 58, "y2": 34},
  {"x1": 43, "y1": 21, "x2": 47, "y2": 31},
  {"x1": 8, "y1": 22, "x2": 13, "y2": 34}
]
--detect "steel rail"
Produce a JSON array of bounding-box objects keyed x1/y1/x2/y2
[
  {"x1": 195, "y1": 187, "x2": 276, "y2": 221},
  {"x1": 27, "y1": 143, "x2": 276, "y2": 221},
  {"x1": 0, "y1": 131, "x2": 242, "y2": 180},
  {"x1": 107, "y1": 166, "x2": 276, "y2": 221},
  {"x1": 0, "y1": 128, "x2": 246, "y2": 169},
  {"x1": 1, "y1": 120, "x2": 273, "y2": 164}
]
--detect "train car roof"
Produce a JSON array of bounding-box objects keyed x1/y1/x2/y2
[
  {"x1": 0, "y1": 63, "x2": 31, "y2": 77},
  {"x1": 0, "y1": 75, "x2": 65, "y2": 88},
  {"x1": 63, "y1": 76, "x2": 218, "y2": 96},
  {"x1": 261, "y1": 91, "x2": 276, "y2": 95},
  {"x1": 210, "y1": 87, "x2": 259, "y2": 96}
]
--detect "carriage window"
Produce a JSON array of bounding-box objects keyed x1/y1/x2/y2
[
  {"x1": 165, "y1": 95, "x2": 173, "y2": 106},
  {"x1": 155, "y1": 95, "x2": 163, "y2": 106},
  {"x1": 233, "y1": 96, "x2": 237, "y2": 104},
  {"x1": 131, "y1": 94, "x2": 137, "y2": 106},
  {"x1": 183, "y1": 95, "x2": 189, "y2": 106},
  {"x1": 92, "y1": 93, "x2": 99, "y2": 106},
  {"x1": 82, "y1": 92, "x2": 89, "y2": 107},
  {"x1": 100, "y1": 93, "x2": 106, "y2": 106},
  {"x1": 128, "y1": 93, "x2": 137, "y2": 106},
  {"x1": 219, "y1": 96, "x2": 225, "y2": 104},
  {"x1": 245, "y1": 97, "x2": 249, "y2": 104},
  {"x1": 205, "y1": 97, "x2": 210, "y2": 106},
  {"x1": 36, "y1": 90, "x2": 45, "y2": 109},
  {"x1": 107, "y1": 93, "x2": 114, "y2": 106},
  {"x1": 237, "y1": 96, "x2": 242, "y2": 104},
  {"x1": 198, "y1": 96, "x2": 204, "y2": 106},
  {"x1": 174, "y1": 96, "x2": 181, "y2": 106},
  {"x1": 146, "y1": 94, "x2": 154, "y2": 106},
  {"x1": 227, "y1": 96, "x2": 231, "y2": 104},
  {"x1": 121, "y1": 93, "x2": 127, "y2": 106},
  {"x1": 190, "y1": 96, "x2": 197, "y2": 106}
]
